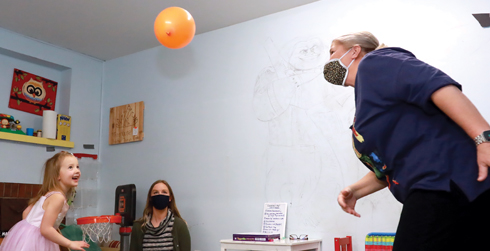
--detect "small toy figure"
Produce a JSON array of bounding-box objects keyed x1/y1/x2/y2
[
  {"x1": 10, "y1": 121, "x2": 16, "y2": 131},
  {"x1": 10, "y1": 120, "x2": 20, "y2": 131},
  {"x1": 0, "y1": 114, "x2": 14, "y2": 129},
  {"x1": 0, "y1": 114, "x2": 24, "y2": 135},
  {"x1": 1, "y1": 118, "x2": 9, "y2": 128}
]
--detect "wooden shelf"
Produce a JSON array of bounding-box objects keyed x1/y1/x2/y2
[{"x1": 0, "y1": 131, "x2": 74, "y2": 148}]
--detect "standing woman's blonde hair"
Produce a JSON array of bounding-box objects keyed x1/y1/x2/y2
[
  {"x1": 29, "y1": 151, "x2": 75, "y2": 205},
  {"x1": 140, "y1": 180, "x2": 183, "y2": 227},
  {"x1": 332, "y1": 31, "x2": 387, "y2": 54}
]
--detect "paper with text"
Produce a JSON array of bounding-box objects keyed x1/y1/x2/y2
[{"x1": 261, "y1": 203, "x2": 287, "y2": 238}]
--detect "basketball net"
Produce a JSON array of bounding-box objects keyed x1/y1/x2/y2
[{"x1": 77, "y1": 215, "x2": 121, "y2": 243}]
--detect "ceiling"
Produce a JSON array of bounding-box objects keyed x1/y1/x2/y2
[{"x1": 0, "y1": 0, "x2": 319, "y2": 61}]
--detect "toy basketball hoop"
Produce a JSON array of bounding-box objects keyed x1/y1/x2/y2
[
  {"x1": 76, "y1": 215, "x2": 121, "y2": 243},
  {"x1": 76, "y1": 184, "x2": 136, "y2": 251}
]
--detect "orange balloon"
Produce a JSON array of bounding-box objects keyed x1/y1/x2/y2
[{"x1": 154, "y1": 7, "x2": 196, "y2": 49}]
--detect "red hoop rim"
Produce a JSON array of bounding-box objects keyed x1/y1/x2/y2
[{"x1": 76, "y1": 215, "x2": 121, "y2": 225}]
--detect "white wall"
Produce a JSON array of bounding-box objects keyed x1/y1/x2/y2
[
  {"x1": 99, "y1": 0, "x2": 490, "y2": 250},
  {"x1": 0, "y1": 28, "x2": 103, "y2": 183}
]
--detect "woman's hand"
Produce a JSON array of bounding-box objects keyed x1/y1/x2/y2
[
  {"x1": 477, "y1": 143, "x2": 490, "y2": 181},
  {"x1": 337, "y1": 171, "x2": 388, "y2": 217},
  {"x1": 68, "y1": 241, "x2": 90, "y2": 251},
  {"x1": 338, "y1": 187, "x2": 361, "y2": 217}
]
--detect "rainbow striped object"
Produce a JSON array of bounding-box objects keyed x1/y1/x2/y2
[{"x1": 365, "y1": 232, "x2": 395, "y2": 251}]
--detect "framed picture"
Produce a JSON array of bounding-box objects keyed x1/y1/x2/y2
[
  {"x1": 8, "y1": 69, "x2": 57, "y2": 116},
  {"x1": 109, "y1": 101, "x2": 145, "y2": 145}
]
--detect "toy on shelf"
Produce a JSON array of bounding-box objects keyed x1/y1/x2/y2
[
  {"x1": 0, "y1": 114, "x2": 14, "y2": 129},
  {"x1": 0, "y1": 113, "x2": 25, "y2": 135},
  {"x1": 57, "y1": 114, "x2": 71, "y2": 141},
  {"x1": 10, "y1": 119, "x2": 20, "y2": 131}
]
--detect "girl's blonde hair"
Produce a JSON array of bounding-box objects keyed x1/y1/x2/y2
[
  {"x1": 139, "y1": 180, "x2": 183, "y2": 228},
  {"x1": 332, "y1": 31, "x2": 387, "y2": 53},
  {"x1": 29, "y1": 151, "x2": 75, "y2": 205}
]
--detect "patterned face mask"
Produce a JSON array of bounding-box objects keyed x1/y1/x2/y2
[{"x1": 323, "y1": 48, "x2": 354, "y2": 86}]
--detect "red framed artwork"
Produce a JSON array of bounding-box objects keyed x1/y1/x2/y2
[{"x1": 8, "y1": 69, "x2": 57, "y2": 116}]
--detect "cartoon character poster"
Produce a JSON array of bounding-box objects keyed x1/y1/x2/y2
[{"x1": 8, "y1": 69, "x2": 57, "y2": 116}]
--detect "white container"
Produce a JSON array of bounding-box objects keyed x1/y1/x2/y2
[{"x1": 42, "y1": 110, "x2": 57, "y2": 139}]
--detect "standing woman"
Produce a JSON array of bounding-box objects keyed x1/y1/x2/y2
[
  {"x1": 324, "y1": 31, "x2": 490, "y2": 250},
  {"x1": 130, "y1": 180, "x2": 191, "y2": 251}
]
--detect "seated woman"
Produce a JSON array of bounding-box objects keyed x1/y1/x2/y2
[{"x1": 130, "y1": 180, "x2": 191, "y2": 251}]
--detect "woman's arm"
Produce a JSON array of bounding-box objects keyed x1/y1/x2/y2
[
  {"x1": 432, "y1": 85, "x2": 490, "y2": 181},
  {"x1": 130, "y1": 221, "x2": 144, "y2": 251},
  {"x1": 338, "y1": 171, "x2": 388, "y2": 217},
  {"x1": 40, "y1": 194, "x2": 89, "y2": 251},
  {"x1": 175, "y1": 217, "x2": 191, "y2": 251}
]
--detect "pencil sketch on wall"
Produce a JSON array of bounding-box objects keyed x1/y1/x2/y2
[{"x1": 253, "y1": 36, "x2": 357, "y2": 226}]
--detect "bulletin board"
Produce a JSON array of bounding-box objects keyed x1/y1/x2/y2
[{"x1": 109, "y1": 101, "x2": 144, "y2": 145}]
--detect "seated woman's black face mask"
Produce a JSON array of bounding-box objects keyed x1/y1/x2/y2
[{"x1": 151, "y1": 194, "x2": 170, "y2": 210}]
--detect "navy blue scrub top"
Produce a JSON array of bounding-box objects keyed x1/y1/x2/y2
[{"x1": 351, "y1": 47, "x2": 490, "y2": 203}]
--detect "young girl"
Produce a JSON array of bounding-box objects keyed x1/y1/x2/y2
[{"x1": 0, "y1": 151, "x2": 90, "y2": 251}]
